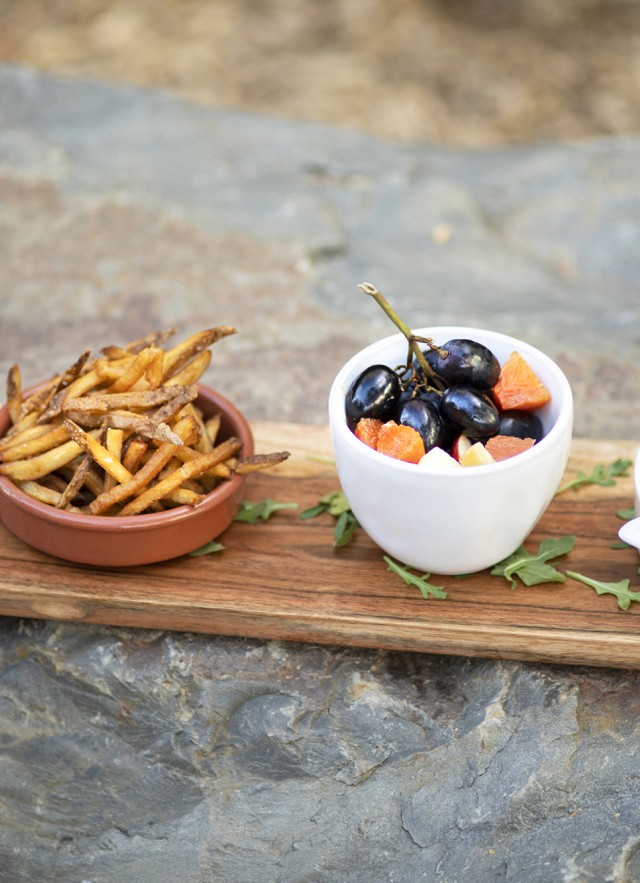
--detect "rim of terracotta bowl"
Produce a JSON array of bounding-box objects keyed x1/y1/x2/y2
[
  {"x1": 328, "y1": 325, "x2": 573, "y2": 479},
  {"x1": 0, "y1": 383, "x2": 254, "y2": 533}
]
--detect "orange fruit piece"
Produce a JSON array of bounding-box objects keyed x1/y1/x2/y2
[
  {"x1": 486, "y1": 435, "x2": 536, "y2": 461},
  {"x1": 355, "y1": 417, "x2": 383, "y2": 450},
  {"x1": 376, "y1": 421, "x2": 425, "y2": 463},
  {"x1": 492, "y1": 351, "x2": 551, "y2": 411}
]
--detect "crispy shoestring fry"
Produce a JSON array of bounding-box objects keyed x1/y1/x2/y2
[
  {"x1": 39, "y1": 369, "x2": 104, "y2": 422},
  {"x1": 0, "y1": 423, "x2": 54, "y2": 453},
  {"x1": 19, "y1": 377, "x2": 60, "y2": 419},
  {"x1": 161, "y1": 327, "x2": 236, "y2": 379},
  {"x1": 88, "y1": 415, "x2": 200, "y2": 514},
  {"x1": 17, "y1": 480, "x2": 83, "y2": 512},
  {"x1": 107, "y1": 346, "x2": 163, "y2": 393},
  {"x1": 0, "y1": 439, "x2": 83, "y2": 481},
  {"x1": 56, "y1": 453, "x2": 97, "y2": 509},
  {"x1": 7, "y1": 364, "x2": 21, "y2": 426},
  {"x1": 118, "y1": 436, "x2": 242, "y2": 516},
  {"x1": 63, "y1": 410, "x2": 183, "y2": 444},
  {"x1": 121, "y1": 437, "x2": 149, "y2": 473},
  {"x1": 103, "y1": 428, "x2": 124, "y2": 492},
  {"x1": 234, "y1": 452, "x2": 291, "y2": 473},
  {"x1": 2, "y1": 326, "x2": 289, "y2": 516},
  {"x1": 63, "y1": 385, "x2": 191, "y2": 413},
  {"x1": 63, "y1": 419, "x2": 133, "y2": 484},
  {"x1": 0, "y1": 425, "x2": 70, "y2": 462},
  {"x1": 164, "y1": 350, "x2": 211, "y2": 387}
]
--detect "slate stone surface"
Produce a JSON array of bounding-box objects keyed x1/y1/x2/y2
[{"x1": 1, "y1": 66, "x2": 640, "y2": 882}]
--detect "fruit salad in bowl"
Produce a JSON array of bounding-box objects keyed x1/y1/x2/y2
[{"x1": 328, "y1": 285, "x2": 574, "y2": 575}]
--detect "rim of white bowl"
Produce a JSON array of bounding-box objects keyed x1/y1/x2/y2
[{"x1": 328, "y1": 326, "x2": 574, "y2": 478}]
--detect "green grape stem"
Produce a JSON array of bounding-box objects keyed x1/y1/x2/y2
[{"x1": 357, "y1": 282, "x2": 446, "y2": 383}]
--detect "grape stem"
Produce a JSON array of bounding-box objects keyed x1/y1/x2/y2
[{"x1": 357, "y1": 282, "x2": 446, "y2": 383}]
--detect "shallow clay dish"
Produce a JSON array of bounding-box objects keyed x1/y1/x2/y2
[{"x1": 0, "y1": 384, "x2": 253, "y2": 567}]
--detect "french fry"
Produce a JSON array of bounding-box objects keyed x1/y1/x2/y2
[
  {"x1": 39, "y1": 369, "x2": 105, "y2": 422},
  {"x1": 103, "y1": 428, "x2": 124, "y2": 492},
  {"x1": 182, "y1": 402, "x2": 212, "y2": 453},
  {"x1": 62, "y1": 385, "x2": 190, "y2": 414},
  {"x1": 162, "y1": 327, "x2": 236, "y2": 379},
  {"x1": 88, "y1": 415, "x2": 200, "y2": 515},
  {"x1": 164, "y1": 488, "x2": 204, "y2": 507},
  {"x1": 107, "y1": 346, "x2": 163, "y2": 393},
  {"x1": 121, "y1": 437, "x2": 149, "y2": 473},
  {"x1": 205, "y1": 414, "x2": 221, "y2": 446},
  {"x1": 2, "y1": 326, "x2": 289, "y2": 519},
  {"x1": 6, "y1": 364, "x2": 21, "y2": 425},
  {"x1": 19, "y1": 377, "x2": 60, "y2": 419},
  {"x1": 101, "y1": 327, "x2": 176, "y2": 358},
  {"x1": 0, "y1": 439, "x2": 83, "y2": 482},
  {"x1": 234, "y1": 452, "x2": 291, "y2": 473},
  {"x1": 118, "y1": 436, "x2": 242, "y2": 516},
  {"x1": 63, "y1": 410, "x2": 183, "y2": 444},
  {"x1": 150, "y1": 385, "x2": 199, "y2": 425},
  {"x1": 164, "y1": 350, "x2": 211, "y2": 387},
  {"x1": 56, "y1": 454, "x2": 98, "y2": 509},
  {"x1": 30, "y1": 351, "x2": 94, "y2": 421},
  {"x1": 17, "y1": 480, "x2": 82, "y2": 512},
  {"x1": 0, "y1": 424, "x2": 70, "y2": 463},
  {"x1": 63, "y1": 420, "x2": 133, "y2": 485},
  {"x1": 0, "y1": 423, "x2": 54, "y2": 453},
  {"x1": 145, "y1": 348, "x2": 164, "y2": 390}
]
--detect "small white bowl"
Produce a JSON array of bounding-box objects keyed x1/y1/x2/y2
[
  {"x1": 617, "y1": 447, "x2": 640, "y2": 553},
  {"x1": 328, "y1": 326, "x2": 574, "y2": 575}
]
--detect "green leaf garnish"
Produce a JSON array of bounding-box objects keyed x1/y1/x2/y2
[
  {"x1": 334, "y1": 510, "x2": 359, "y2": 547},
  {"x1": 566, "y1": 571, "x2": 640, "y2": 611},
  {"x1": 383, "y1": 556, "x2": 447, "y2": 600},
  {"x1": 188, "y1": 539, "x2": 225, "y2": 557},
  {"x1": 617, "y1": 507, "x2": 636, "y2": 520},
  {"x1": 187, "y1": 499, "x2": 297, "y2": 555},
  {"x1": 491, "y1": 535, "x2": 576, "y2": 589},
  {"x1": 556, "y1": 458, "x2": 632, "y2": 494},
  {"x1": 234, "y1": 499, "x2": 298, "y2": 524},
  {"x1": 301, "y1": 490, "x2": 350, "y2": 518},
  {"x1": 300, "y1": 491, "x2": 359, "y2": 547}
]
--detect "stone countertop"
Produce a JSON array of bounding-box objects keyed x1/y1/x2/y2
[{"x1": 1, "y1": 66, "x2": 640, "y2": 882}]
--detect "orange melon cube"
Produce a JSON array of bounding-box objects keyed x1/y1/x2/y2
[
  {"x1": 492, "y1": 351, "x2": 551, "y2": 411},
  {"x1": 376, "y1": 421, "x2": 425, "y2": 464}
]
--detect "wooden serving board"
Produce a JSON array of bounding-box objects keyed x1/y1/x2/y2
[{"x1": 0, "y1": 422, "x2": 639, "y2": 669}]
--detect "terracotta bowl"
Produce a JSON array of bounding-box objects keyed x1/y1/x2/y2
[{"x1": 0, "y1": 384, "x2": 253, "y2": 567}]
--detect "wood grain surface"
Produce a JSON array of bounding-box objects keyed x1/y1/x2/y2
[{"x1": 0, "y1": 423, "x2": 639, "y2": 669}]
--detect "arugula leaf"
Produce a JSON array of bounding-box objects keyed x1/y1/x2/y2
[
  {"x1": 234, "y1": 499, "x2": 298, "y2": 524},
  {"x1": 384, "y1": 556, "x2": 447, "y2": 600},
  {"x1": 187, "y1": 499, "x2": 297, "y2": 556},
  {"x1": 188, "y1": 539, "x2": 225, "y2": 557},
  {"x1": 300, "y1": 491, "x2": 360, "y2": 547},
  {"x1": 491, "y1": 535, "x2": 576, "y2": 589},
  {"x1": 333, "y1": 510, "x2": 359, "y2": 547},
  {"x1": 566, "y1": 570, "x2": 640, "y2": 611},
  {"x1": 300, "y1": 491, "x2": 350, "y2": 519},
  {"x1": 556, "y1": 458, "x2": 632, "y2": 494}
]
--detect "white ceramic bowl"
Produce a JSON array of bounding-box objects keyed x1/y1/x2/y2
[
  {"x1": 328, "y1": 326, "x2": 574, "y2": 575},
  {"x1": 617, "y1": 447, "x2": 640, "y2": 553}
]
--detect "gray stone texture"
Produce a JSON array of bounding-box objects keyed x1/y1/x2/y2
[{"x1": 1, "y1": 67, "x2": 640, "y2": 882}]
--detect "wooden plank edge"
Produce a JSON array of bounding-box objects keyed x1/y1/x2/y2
[{"x1": 2, "y1": 592, "x2": 639, "y2": 670}]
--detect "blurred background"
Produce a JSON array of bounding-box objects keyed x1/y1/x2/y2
[{"x1": 1, "y1": 0, "x2": 639, "y2": 147}]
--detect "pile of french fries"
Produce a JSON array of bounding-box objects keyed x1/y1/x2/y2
[{"x1": 0, "y1": 327, "x2": 289, "y2": 516}]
